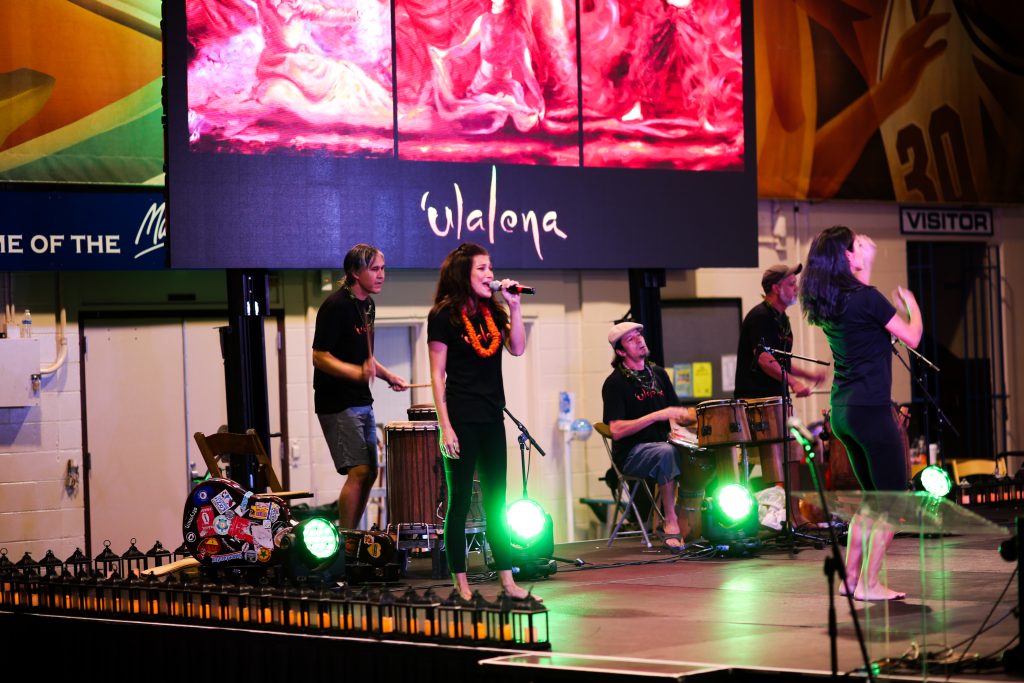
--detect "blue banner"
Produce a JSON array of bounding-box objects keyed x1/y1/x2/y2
[{"x1": 0, "y1": 189, "x2": 167, "y2": 270}]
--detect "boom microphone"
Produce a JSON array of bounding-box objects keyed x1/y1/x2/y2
[{"x1": 490, "y1": 281, "x2": 536, "y2": 295}]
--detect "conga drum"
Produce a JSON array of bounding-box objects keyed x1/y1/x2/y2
[
  {"x1": 676, "y1": 445, "x2": 717, "y2": 541},
  {"x1": 407, "y1": 404, "x2": 437, "y2": 421},
  {"x1": 384, "y1": 421, "x2": 445, "y2": 525},
  {"x1": 745, "y1": 397, "x2": 789, "y2": 444},
  {"x1": 695, "y1": 399, "x2": 751, "y2": 447}
]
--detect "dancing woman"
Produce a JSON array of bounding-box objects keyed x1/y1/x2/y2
[
  {"x1": 801, "y1": 226, "x2": 922, "y2": 601},
  {"x1": 427, "y1": 243, "x2": 534, "y2": 600}
]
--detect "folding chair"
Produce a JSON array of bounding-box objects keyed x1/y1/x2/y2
[
  {"x1": 594, "y1": 422, "x2": 662, "y2": 548},
  {"x1": 194, "y1": 429, "x2": 312, "y2": 501}
]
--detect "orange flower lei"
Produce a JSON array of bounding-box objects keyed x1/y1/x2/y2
[{"x1": 461, "y1": 306, "x2": 501, "y2": 358}]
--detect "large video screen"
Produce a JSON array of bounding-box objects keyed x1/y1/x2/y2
[{"x1": 165, "y1": 0, "x2": 756, "y2": 269}]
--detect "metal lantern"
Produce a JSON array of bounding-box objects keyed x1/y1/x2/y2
[
  {"x1": 124, "y1": 571, "x2": 144, "y2": 615},
  {"x1": 419, "y1": 588, "x2": 442, "y2": 638},
  {"x1": 64, "y1": 547, "x2": 91, "y2": 578},
  {"x1": 438, "y1": 589, "x2": 474, "y2": 640},
  {"x1": 254, "y1": 579, "x2": 275, "y2": 626},
  {"x1": 140, "y1": 573, "x2": 161, "y2": 617},
  {"x1": 470, "y1": 590, "x2": 496, "y2": 641},
  {"x1": 145, "y1": 541, "x2": 172, "y2": 568},
  {"x1": 0, "y1": 549, "x2": 13, "y2": 608},
  {"x1": 121, "y1": 538, "x2": 148, "y2": 577},
  {"x1": 94, "y1": 540, "x2": 121, "y2": 578},
  {"x1": 172, "y1": 541, "x2": 191, "y2": 562},
  {"x1": 165, "y1": 572, "x2": 185, "y2": 619},
  {"x1": 312, "y1": 580, "x2": 333, "y2": 631},
  {"x1": 349, "y1": 587, "x2": 373, "y2": 632},
  {"x1": 376, "y1": 588, "x2": 397, "y2": 635},
  {"x1": 509, "y1": 593, "x2": 548, "y2": 645},
  {"x1": 394, "y1": 586, "x2": 419, "y2": 636}
]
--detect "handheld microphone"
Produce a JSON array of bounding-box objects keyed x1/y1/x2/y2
[
  {"x1": 786, "y1": 415, "x2": 816, "y2": 453},
  {"x1": 490, "y1": 281, "x2": 536, "y2": 295}
]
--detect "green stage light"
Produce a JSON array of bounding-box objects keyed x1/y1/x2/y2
[
  {"x1": 508, "y1": 498, "x2": 547, "y2": 542},
  {"x1": 920, "y1": 465, "x2": 953, "y2": 498},
  {"x1": 498, "y1": 498, "x2": 555, "y2": 578},
  {"x1": 717, "y1": 484, "x2": 755, "y2": 522},
  {"x1": 283, "y1": 516, "x2": 345, "y2": 580},
  {"x1": 701, "y1": 483, "x2": 761, "y2": 555},
  {"x1": 300, "y1": 517, "x2": 340, "y2": 560}
]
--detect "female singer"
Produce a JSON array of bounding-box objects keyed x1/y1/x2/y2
[
  {"x1": 427, "y1": 242, "x2": 533, "y2": 600},
  {"x1": 801, "y1": 226, "x2": 923, "y2": 601}
]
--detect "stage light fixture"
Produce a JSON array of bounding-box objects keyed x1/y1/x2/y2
[
  {"x1": 701, "y1": 483, "x2": 761, "y2": 555},
  {"x1": 499, "y1": 498, "x2": 556, "y2": 579},
  {"x1": 916, "y1": 465, "x2": 953, "y2": 498},
  {"x1": 283, "y1": 517, "x2": 345, "y2": 581}
]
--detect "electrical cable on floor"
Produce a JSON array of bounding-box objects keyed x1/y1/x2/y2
[{"x1": 948, "y1": 564, "x2": 1017, "y2": 675}]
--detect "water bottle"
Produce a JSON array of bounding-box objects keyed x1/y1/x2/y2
[{"x1": 20, "y1": 309, "x2": 32, "y2": 338}]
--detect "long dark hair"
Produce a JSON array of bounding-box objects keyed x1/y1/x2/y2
[
  {"x1": 800, "y1": 226, "x2": 864, "y2": 326},
  {"x1": 430, "y1": 242, "x2": 509, "y2": 330}
]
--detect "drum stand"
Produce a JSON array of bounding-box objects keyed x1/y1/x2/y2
[{"x1": 764, "y1": 344, "x2": 832, "y2": 554}]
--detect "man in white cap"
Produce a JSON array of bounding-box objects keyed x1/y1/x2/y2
[{"x1": 602, "y1": 322, "x2": 697, "y2": 551}]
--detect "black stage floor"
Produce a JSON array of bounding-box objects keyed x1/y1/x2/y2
[{"x1": 399, "y1": 517, "x2": 1022, "y2": 681}]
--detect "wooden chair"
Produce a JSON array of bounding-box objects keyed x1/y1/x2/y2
[
  {"x1": 594, "y1": 422, "x2": 661, "y2": 548},
  {"x1": 950, "y1": 457, "x2": 1007, "y2": 484},
  {"x1": 194, "y1": 429, "x2": 312, "y2": 501}
]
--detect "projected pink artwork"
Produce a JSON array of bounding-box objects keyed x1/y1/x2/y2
[
  {"x1": 185, "y1": 0, "x2": 743, "y2": 169},
  {"x1": 187, "y1": 0, "x2": 395, "y2": 156}
]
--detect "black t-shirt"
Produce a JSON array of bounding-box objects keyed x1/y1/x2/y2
[
  {"x1": 822, "y1": 287, "x2": 897, "y2": 407},
  {"x1": 311, "y1": 288, "x2": 373, "y2": 414},
  {"x1": 734, "y1": 301, "x2": 792, "y2": 398},
  {"x1": 427, "y1": 306, "x2": 505, "y2": 423},
  {"x1": 602, "y1": 364, "x2": 679, "y2": 468}
]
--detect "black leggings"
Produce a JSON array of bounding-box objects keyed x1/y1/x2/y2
[
  {"x1": 830, "y1": 404, "x2": 909, "y2": 491},
  {"x1": 444, "y1": 420, "x2": 513, "y2": 573}
]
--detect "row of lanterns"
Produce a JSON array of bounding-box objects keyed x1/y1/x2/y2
[{"x1": 0, "y1": 544, "x2": 548, "y2": 648}]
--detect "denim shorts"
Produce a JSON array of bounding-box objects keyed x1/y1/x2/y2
[
  {"x1": 623, "y1": 441, "x2": 681, "y2": 485},
  {"x1": 318, "y1": 405, "x2": 377, "y2": 474}
]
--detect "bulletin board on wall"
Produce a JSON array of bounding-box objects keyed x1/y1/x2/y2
[{"x1": 661, "y1": 298, "x2": 742, "y2": 404}]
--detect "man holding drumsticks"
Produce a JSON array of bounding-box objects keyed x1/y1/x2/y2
[{"x1": 734, "y1": 264, "x2": 825, "y2": 520}]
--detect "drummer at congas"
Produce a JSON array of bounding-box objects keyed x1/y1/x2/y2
[
  {"x1": 601, "y1": 322, "x2": 698, "y2": 552},
  {"x1": 734, "y1": 264, "x2": 825, "y2": 488}
]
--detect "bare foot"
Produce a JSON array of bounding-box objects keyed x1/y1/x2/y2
[
  {"x1": 854, "y1": 586, "x2": 906, "y2": 601},
  {"x1": 838, "y1": 576, "x2": 858, "y2": 597}
]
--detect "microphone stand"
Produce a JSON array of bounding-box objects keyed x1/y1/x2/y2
[
  {"x1": 790, "y1": 424, "x2": 876, "y2": 682},
  {"x1": 762, "y1": 343, "x2": 831, "y2": 553},
  {"x1": 503, "y1": 407, "x2": 583, "y2": 569},
  {"x1": 890, "y1": 340, "x2": 958, "y2": 473}
]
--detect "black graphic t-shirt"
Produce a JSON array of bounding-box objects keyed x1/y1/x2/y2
[
  {"x1": 312, "y1": 288, "x2": 373, "y2": 414},
  {"x1": 735, "y1": 301, "x2": 793, "y2": 398},
  {"x1": 602, "y1": 364, "x2": 679, "y2": 468},
  {"x1": 428, "y1": 306, "x2": 506, "y2": 424}
]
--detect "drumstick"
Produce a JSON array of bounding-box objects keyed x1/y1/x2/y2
[{"x1": 406, "y1": 383, "x2": 432, "y2": 389}]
